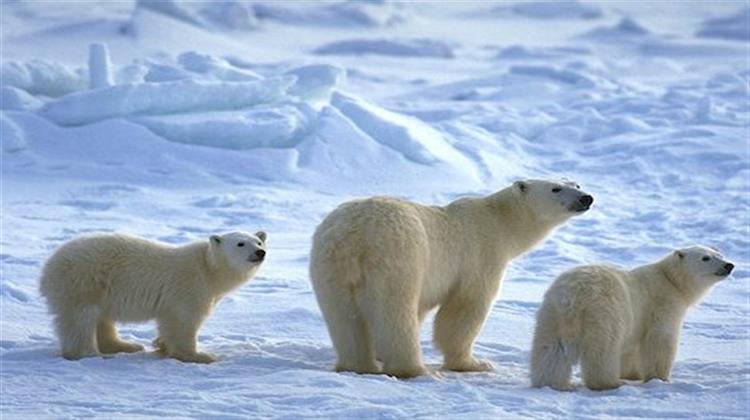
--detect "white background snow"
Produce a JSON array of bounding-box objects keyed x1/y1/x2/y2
[{"x1": 1, "y1": 0, "x2": 748, "y2": 418}]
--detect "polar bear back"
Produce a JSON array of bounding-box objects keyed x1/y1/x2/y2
[
  {"x1": 39, "y1": 234, "x2": 209, "y2": 322},
  {"x1": 544, "y1": 265, "x2": 637, "y2": 337},
  {"x1": 312, "y1": 196, "x2": 467, "y2": 309}
]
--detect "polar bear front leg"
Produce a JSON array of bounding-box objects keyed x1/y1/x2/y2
[
  {"x1": 620, "y1": 349, "x2": 642, "y2": 380},
  {"x1": 640, "y1": 327, "x2": 679, "y2": 382},
  {"x1": 157, "y1": 314, "x2": 216, "y2": 364},
  {"x1": 434, "y1": 293, "x2": 494, "y2": 372}
]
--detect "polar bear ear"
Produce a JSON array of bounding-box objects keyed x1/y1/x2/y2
[
  {"x1": 256, "y1": 231, "x2": 267, "y2": 243},
  {"x1": 210, "y1": 235, "x2": 222, "y2": 245},
  {"x1": 514, "y1": 180, "x2": 528, "y2": 193},
  {"x1": 675, "y1": 250, "x2": 684, "y2": 259}
]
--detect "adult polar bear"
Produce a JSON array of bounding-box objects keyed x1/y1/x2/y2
[
  {"x1": 530, "y1": 246, "x2": 734, "y2": 391},
  {"x1": 310, "y1": 179, "x2": 594, "y2": 378}
]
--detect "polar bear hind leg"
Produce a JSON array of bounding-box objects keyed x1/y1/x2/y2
[
  {"x1": 96, "y1": 318, "x2": 144, "y2": 354},
  {"x1": 530, "y1": 305, "x2": 579, "y2": 391},
  {"x1": 580, "y1": 321, "x2": 624, "y2": 390},
  {"x1": 55, "y1": 304, "x2": 102, "y2": 360},
  {"x1": 314, "y1": 275, "x2": 379, "y2": 374},
  {"x1": 354, "y1": 268, "x2": 426, "y2": 379}
]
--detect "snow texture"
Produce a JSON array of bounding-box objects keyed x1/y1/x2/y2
[
  {"x1": 1, "y1": 1, "x2": 749, "y2": 418},
  {"x1": 314, "y1": 38, "x2": 455, "y2": 58},
  {"x1": 696, "y1": 7, "x2": 750, "y2": 42},
  {"x1": 253, "y1": 1, "x2": 406, "y2": 27}
]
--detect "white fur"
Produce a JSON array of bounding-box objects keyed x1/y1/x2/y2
[
  {"x1": 530, "y1": 245, "x2": 733, "y2": 390},
  {"x1": 310, "y1": 179, "x2": 593, "y2": 378},
  {"x1": 39, "y1": 230, "x2": 267, "y2": 362}
]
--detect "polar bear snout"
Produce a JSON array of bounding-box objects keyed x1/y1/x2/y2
[
  {"x1": 569, "y1": 194, "x2": 594, "y2": 213},
  {"x1": 249, "y1": 249, "x2": 266, "y2": 263},
  {"x1": 716, "y1": 262, "x2": 734, "y2": 277}
]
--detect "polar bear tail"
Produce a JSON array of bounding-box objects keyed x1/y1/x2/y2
[{"x1": 530, "y1": 302, "x2": 579, "y2": 391}]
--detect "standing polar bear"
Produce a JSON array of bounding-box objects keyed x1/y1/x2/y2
[
  {"x1": 530, "y1": 246, "x2": 734, "y2": 391},
  {"x1": 39, "y1": 231, "x2": 267, "y2": 363},
  {"x1": 310, "y1": 179, "x2": 594, "y2": 378}
]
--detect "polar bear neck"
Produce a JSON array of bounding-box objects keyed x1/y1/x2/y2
[
  {"x1": 654, "y1": 259, "x2": 709, "y2": 306},
  {"x1": 483, "y1": 188, "x2": 558, "y2": 259},
  {"x1": 632, "y1": 260, "x2": 702, "y2": 307}
]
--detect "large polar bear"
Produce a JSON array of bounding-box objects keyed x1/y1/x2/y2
[
  {"x1": 530, "y1": 246, "x2": 734, "y2": 391},
  {"x1": 310, "y1": 179, "x2": 594, "y2": 378},
  {"x1": 39, "y1": 231, "x2": 267, "y2": 363}
]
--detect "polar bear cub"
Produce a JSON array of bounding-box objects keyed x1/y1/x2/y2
[
  {"x1": 530, "y1": 246, "x2": 734, "y2": 390},
  {"x1": 310, "y1": 179, "x2": 593, "y2": 378},
  {"x1": 39, "y1": 231, "x2": 267, "y2": 363}
]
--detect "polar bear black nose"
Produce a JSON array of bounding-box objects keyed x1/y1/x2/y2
[
  {"x1": 579, "y1": 195, "x2": 593, "y2": 207},
  {"x1": 724, "y1": 263, "x2": 734, "y2": 273},
  {"x1": 256, "y1": 249, "x2": 266, "y2": 259}
]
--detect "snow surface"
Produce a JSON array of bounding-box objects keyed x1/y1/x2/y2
[{"x1": 1, "y1": 1, "x2": 749, "y2": 418}]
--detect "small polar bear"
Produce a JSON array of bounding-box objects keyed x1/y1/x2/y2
[
  {"x1": 39, "y1": 231, "x2": 267, "y2": 363},
  {"x1": 310, "y1": 179, "x2": 594, "y2": 378},
  {"x1": 530, "y1": 246, "x2": 734, "y2": 391}
]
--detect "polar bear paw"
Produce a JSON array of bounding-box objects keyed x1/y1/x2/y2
[
  {"x1": 444, "y1": 357, "x2": 495, "y2": 372},
  {"x1": 99, "y1": 340, "x2": 144, "y2": 354},
  {"x1": 173, "y1": 351, "x2": 217, "y2": 364}
]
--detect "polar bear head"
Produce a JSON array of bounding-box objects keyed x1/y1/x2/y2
[
  {"x1": 513, "y1": 179, "x2": 593, "y2": 224},
  {"x1": 671, "y1": 245, "x2": 734, "y2": 281},
  {"x1": 665, "y1": 245, "x2": 734, "y2": 301},
  {"x1": 209, "y1": 231, "x2": 268, "y2": 274}
]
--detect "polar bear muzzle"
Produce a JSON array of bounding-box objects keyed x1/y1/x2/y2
[
  {"x1": 715, "y1": 262, "x2": 734, "y2": 277},
  {"x1": 249, "y1": 249, "x2": 266, "y2": 263},
  {"x1": 568, "y1": 194, "x2": 594, "y2": 213}
]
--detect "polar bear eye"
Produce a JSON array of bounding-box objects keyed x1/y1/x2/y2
[
  {"x1": 552, "y1": 187, "x2": 562, "y2": 193},
  {"x1": 702, "y1": 256, "x2": 710, "y2": 262},
  {"x1": 237, "y1": 242, "x2": 245, "y2": 247}
]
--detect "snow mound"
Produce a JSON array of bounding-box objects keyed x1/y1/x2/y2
[
  {"x1": 580, "y1": 17, "x2": 651, "y2": 40},
  {"x1": 485, "y1": 0, "x2": 603, "y2": 20},
  {"x1": 198, "y1": 1, "x2": 259, "y2": 31},
  {"x1": 1, "y1": 113, "x2": 27, "y2": 153},
  {"x1": 1, "y1": 86, "x2": 43, "y2": 111},
  {"x1": 177, "y1": 51, "x2": 262, "y2": 81},
  {"x1": 253, "y1": 1, "x2": 406, "y2": 27},
  {"x1": 696, "y1": 7, "x2": 750, "y2": 42},
  {"x1": 1, "y1": 59, "x2": 85, "y2": 97},
  {"x1": 40, "y1": 77, "x2": 295, "y2": 126},
  {"x1": 284, "y1": 64, "x2": 345, "y2": 102},
  {"x1": 134, "y1": 102, "x2": 316, "y2": 149},
  {"x1": 135, "y1": 0, "x2": 205, "y2": 27},
  {"x1": 295, "y1": 105, "x2": 479, "y2": 189},
  {"x1": 134, "y1": 0, "x2": 259, "y2": 31},
  {"x1": 331, "y1": 92, "x2": 474, "y2": 173},
  {"x1": 509, "y1": 65, "x2": 596, "y2": 87},
  {"x1": 314, "y1": 38, "x2": 454, "y2": 58},
  {"x1": 123, "y1": 52, "x2": 263, "y2": 84},
  {"x1": 497, "y1": 45, "x2": 591, "y2": 60}
]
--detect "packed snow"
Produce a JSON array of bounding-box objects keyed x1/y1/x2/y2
[{"x1": 1, "y1": 1, "x2": 748, "y2": 418}]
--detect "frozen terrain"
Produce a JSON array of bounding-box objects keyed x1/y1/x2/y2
[{"x1": 1, "y1": 1, "x2": 748, "y2": 418}]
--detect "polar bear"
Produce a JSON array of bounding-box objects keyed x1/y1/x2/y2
[
  {"x1": 39, "y1": 231, "x2": 267, "y2": 363},
  {"x1": 310, "y1": 179, "x2": 593, "y2": 378},
  {"x1": 530, "y1": 246, "x2": 734, "y2": 391}
]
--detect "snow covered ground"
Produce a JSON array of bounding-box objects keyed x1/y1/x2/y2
[{"x1": 1, "y1": 1, "x2": 748, "y2": 418}]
